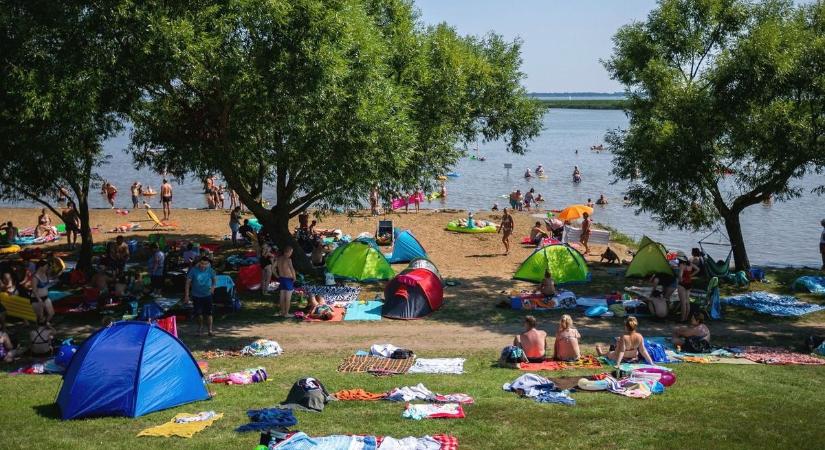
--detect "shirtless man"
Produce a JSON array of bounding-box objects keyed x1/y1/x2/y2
[
  {"x1": 160, "y1": 179, "x2": 173, "y2": 220},
  {"x1": 103, "y1": 182, "x2": 117, "y2": 208},
  {"x1": 513, "y1": 316, "x2": 547, "y2": 363},
  {"x1": 276, "y1": 246, "x2": 296, "y2": 318},
  {"x1": 530, "y1": 221, "x2": 549, "y2": 245},
  {"x1": 61, "y1": 201, "x2": 81, "y2": 249},
  {"x1": 130, "y1": 182, "x2": 142, "y2": 209},
  {"x1": 581, "y1": 211, "x2": 592, "y2": 255},
  {"x1": 498, "y1": 208, "x2": 514, "y2": 255}
]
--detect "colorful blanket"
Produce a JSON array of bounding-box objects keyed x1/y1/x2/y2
[
  {"x1": 240, "y1": 339, "x2": 283, "y2": 357},
  {"x1": 722, "y1": 291, "x2": 825, "y2": 316},
  {"x1": 299, "y1": 285, "x2": 361, "y2": 307},
  {"x1": 344, "y1": 300, "x2": 383, "y2": 321},
  {"x1": 519, "y1": 355, "x2": 601, "y2": 371},
  {"x1": 269, "y1": 433, "x2": 458, "y2": 449},
  {"x1": 138, "y1": 412, "x2": 223, "y2": 438},
  {"x1": 407, "y1": 358, "x2": 465, "y2": 374},
  {"x1": 738, "y1": 346, "x2": 825, "y2": 365},
  {"x1": 337, "y1": 355, "x2": 415, "y2": 375},
  {"x1": 333, "y1": 389, "x2": 387, "y2": 401}
]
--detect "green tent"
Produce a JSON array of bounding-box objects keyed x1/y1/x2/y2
[
  {"x1": 326, "y1": 239, "x2": 395, "y2": 282},
  {"x1": 625, "y1": 235, "x2": 672, "y2": 278},
  {"x1": 513, "y1": 244, "x2": 591, "y2": 284}
]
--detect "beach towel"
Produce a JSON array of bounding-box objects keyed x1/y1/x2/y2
[
  {"x1": 138, "y1": 412, "x2": 223, "y2": 438},
  {"x1": 407, "y1": 358, "x2": 465, "y2": 374},
  {"x1": 303, "y1": 306, "x2": 345, "y2": 322},
  {"x1": 377, "y1": 436, "x2": 443, "y2": 450},
  {"x1": 738, "y1": 346, "x2": 825, "y2": 365},
  {"x1": 344, "y1": 300, "x2": 383, "y2": 321},
  {"x1": 240, "y1": 339, "x2": 283, "y2": 357},
  {"x1": 236, "y1": 408, "x2": 297, "y2": 432},
  {"x1": 333, "y1": 389, "x2": 387, "y2": 401},
  {"x1": 518, "y1": 355, "x2": 601, "y2": 371},
  {"x1": 270, "y1": 433, "x2": 456, "y2": 450},
  {"x1": 386, "y1": 383, "x2": 436, "y2": 402},
  {"x1": 207, "y1": 367, "x2": 268, "y2": 384},
  {"x1": 793, "y1": 276, "x2": 825, "y2": 295},
  {"x1": 402, "y1": 403, "x2": 465, "y2": 420},
  {"x1": 337, "y1": 355, "x2": 415, "y2": 376},
  {"x1": 722, "y1": 292, "x2": 825, "y2": 316},
  {"x1": 534, "y1": 390, "x2": 576, "y2": 406},
  {"x1": 300, "y1": 285, "x2": 361, "y2": 307}
]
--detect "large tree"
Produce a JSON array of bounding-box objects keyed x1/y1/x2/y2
[
  {"x1": 605, "y1": 0, "x2": 824, "y2": 270},
  {"x1": 0, "y1": 1, "x2": 150, "y2": 270},
  {"x1": 130, "y1": 0, "x2": 543, "y2": 270}
]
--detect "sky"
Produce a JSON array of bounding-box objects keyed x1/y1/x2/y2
[{"x1": 415, "y1": 0, "x2": 658, "y2": 93}]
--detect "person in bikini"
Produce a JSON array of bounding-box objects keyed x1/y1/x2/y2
[
  {"x1": 306, "y1": 294, "x2": 333, "y2": 320},
  {"x1": 513, "y1": 315, "x2": 548, "y2": 363},
  {"x1": 498, "y1": 208, "x2": 514, "y2": 255},
  {"x1": 676, "y1": 256, "x2": 699, "y2": 322},
  {"x1": 160, "y1": 179, "x2": 173, "y2": 221},
  {"x1": 596, "y1": 316, "x2": 655, "y2": 368},
  {"x1": 276, "y1": 246, "x2": 296, "y2": 318},
  {"x1": 645, "y1": 272, "x2": 677, "y2": 319}
]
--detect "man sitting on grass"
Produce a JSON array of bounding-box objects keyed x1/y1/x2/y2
[{"x1": 513, "y1": 315, "x2": 548, "y2": 363}]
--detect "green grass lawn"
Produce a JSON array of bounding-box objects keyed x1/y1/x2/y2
[{"x1": 1, "y1": 352, "x2": 824, "y2": 449}]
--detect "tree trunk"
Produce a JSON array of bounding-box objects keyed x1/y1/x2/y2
[
  {"x1": 722, "y1": 211, "x2": 750, "y2": 272},
  {"x1": 76, "y1": 194, "x2": 94, "y2": 273}
]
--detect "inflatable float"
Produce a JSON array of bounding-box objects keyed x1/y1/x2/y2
[
  {"x1": 0, "y1": 244, "x2": 21, "y2": 255},
  {"x1": 445, "y1": 221, "x2": 497, "y2": 233},
  {"x1": 577, "y1": 378, "x2": 609, "y2": 391},
  {"x1": 0, "y1": 293, "x2": 37, "y2": 321}
]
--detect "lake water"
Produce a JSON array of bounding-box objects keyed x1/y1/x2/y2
[{"x1": 6, "y1": 108, "x2": 824, "y2": 267}]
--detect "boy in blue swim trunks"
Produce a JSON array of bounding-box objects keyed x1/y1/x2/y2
[{"x1": 276, "y1": 246, "x2": 296, "y2": 318}]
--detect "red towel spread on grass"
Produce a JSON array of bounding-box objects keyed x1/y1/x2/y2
[{"x1": 519, "y1": 355, "x2": 602, "y2": 371}]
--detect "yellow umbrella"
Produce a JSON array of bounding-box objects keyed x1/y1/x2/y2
[{"x1": 556, "y1": 204, "x2": 593, "y2": 222}]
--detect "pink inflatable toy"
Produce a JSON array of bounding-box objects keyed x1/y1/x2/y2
[{"x1": 634, "y1": 367, "x2": 676, "y2": 387}]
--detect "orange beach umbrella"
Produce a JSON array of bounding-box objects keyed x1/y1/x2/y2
[{"x1": 556, "y1": 204, "x2": 593, "y2": 222}]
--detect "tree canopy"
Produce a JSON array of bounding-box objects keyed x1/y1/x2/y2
[
  {"x1": 130, "y1": 0, "x2": 543, "y2": 268},
  {"x1": 605, "y1": 0, "x2": 824, "y2": 270}
]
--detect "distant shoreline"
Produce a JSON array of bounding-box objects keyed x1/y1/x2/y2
[{"x1": 536, "y1": 98, "x2": 627, "y2": 110}]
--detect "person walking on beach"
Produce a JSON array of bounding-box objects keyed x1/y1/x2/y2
[
  {"x1": 160, "y1": 179, "x2": 173, "y2": 221},
  {"x1": 581, "y1": 211, "x2": 592, "y2": 255},
  {"x1": 499, "y1": 208, "x2": 514, "y2": 255},
  {"x1": 102, "y1": 182, "x2": 118, "y2": 208},
  {"x1": 276, "y1": 246, "x2": 296, "y2": 318},
  {"x1": 130, "y1": 182, "x2": 141, "y2": 210},
  {"x1": 820, "y1": 218, "x2": 825, "y2": 271}
]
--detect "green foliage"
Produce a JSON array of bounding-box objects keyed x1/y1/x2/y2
[
  {"x1": 604, "y1": 0, "x2": 824, "y2": 269},
  {"x1": 130, "y1": 0, "x2": 543, "y2": 217}
]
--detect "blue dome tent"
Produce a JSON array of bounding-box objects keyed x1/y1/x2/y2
[
  {"x1": 57, "y1": 321, "x2": 209, "y2": 420},
  {"x1": 385, "y1": 229, "x2": 427, "y2": 264}
]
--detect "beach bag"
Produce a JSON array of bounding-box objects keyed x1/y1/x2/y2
[
  {"x1": 682, "y1": 336, "x2": 711, "y2": 354},
  {"x1": 55, "y1": 339, "x2": 78, "y2": 368},
  {"x1": 281, "y1": 377, "x2": 332, "y2": 412},
  {"x1": 390, "y1": 348, "x2": 415, "y2": 359},
  {"x1": 501, "y1": 345, "x2": 527, "y2": 364}
]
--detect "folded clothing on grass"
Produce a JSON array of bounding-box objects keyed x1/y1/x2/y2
[
  {"x1": 407, "y1": 358, "x2": 465, "y2": 374},
  {"x1": 138, "y1": 412, "x2": 223, "y2": 438},
  {"x1": 402, "y1": 403, "x2": 465, "y2": 420},
  {"x1": 337, "y1": 355, "x2": 415, "y2": 375},
  {"x1": 722, "y1": 291, "x2": 825, "y2": 317},
  {"x1": 518, "y1": 355, "x2": 601, "y2": 371}
]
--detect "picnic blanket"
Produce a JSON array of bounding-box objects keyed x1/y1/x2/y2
[
  {"x1": 302, "y1": 306, "x2": 345, "y2": 322},
  {"x1": 299, "y1": 285, "x2": 361, "y2": 307},
  {"x1": 518, "y1": 355, "x2": 601, "y2": 371},
  {"x1": 738, "y1": 346, "x2": 825, "y2": 365},
  {"x1": 236, "y1": 408, "x2": 297, "y2": 432},
  {"x1": 137, "y1": 412, "x2": 223, "y2": 438},
  {"x1": 402, "y1": 403, "x2": 465, "y2": 420},
  {"x1": 793, "y1": 276, "x2": 825, "y2": 295},
  {"x1": 337, "y1": 355, "x2": 415, "y2": 375},
  {"x1": 408, "y1": 358, "x2": 465, "y2": 374},
  {"x1": 722, "y1": 291, "x2": 825, "y2": 316},
  {"x1": 333, "y1": 389, "x2": 387, "y2": 401},
  {"x1": 344, "y1": 300, "x2": 383, "y2": 321}
]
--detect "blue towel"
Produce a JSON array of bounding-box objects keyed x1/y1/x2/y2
[
  {"x1": 235, "y1": 408, "x2": 297, "y2": 432},
  {"x1": 723, "y1": 291, "x2": 825, "y2": 317},
  {"x1": 344, "y1": 300, "x2": 383, "y2": 321},
  {"x1": 47, "y1": 291, "x2": 71, "y2": 302},
  {"x1": 793, "y1": 276, "x2": 825, "y2": 295},
  {"x1": 534, "y1": 390, "x2": 576, "y2": 406}
]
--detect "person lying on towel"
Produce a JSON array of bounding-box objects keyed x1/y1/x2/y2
[
  {"x1": 306, "y1": 295, "x2": 333, "y2": 321},
  {"x1": 512, "y1": 315, "x2": 548, "y2": 363}
]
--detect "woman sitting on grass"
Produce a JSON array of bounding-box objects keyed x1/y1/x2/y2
[
  {"x1": 596, "y1": 316, "x2": 654, "y2": 367},
  {"x1": 553, "y1": 314, "x2": 581, "y2": 361},
  {"x1": 672, "y1": 311, "x2": 711, "y2": 353}
]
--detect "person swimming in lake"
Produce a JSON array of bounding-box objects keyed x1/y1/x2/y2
[
  {"x1": 572, "y1": 166, "x2": 581, "y2": 183},
  {"x1": 596, "y1": 194, "x2": 608, "y2": 205},
  {"x1": 524, "y1": 168, "x2": 533, "y2": 178},
  {"x1": 586, "y1": 198, "x2": 594, "y2": 208},
  {"x1": 535, "y1": 164, "x2": 545, "y2": 176}
]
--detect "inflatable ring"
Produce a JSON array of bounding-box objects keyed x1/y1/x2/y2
[
  {"x1": 0, "y1": 244, "x2": 22, "y2": 255},
  {"x1": 577, "y1": 378, "x2": 608, "y2": 391},
  {"x1": 445, "y1": 221, "x2": 498, "y2": 233},
  {"x1": 50, "y1": 256, "x2": 66, "y2": 277}
]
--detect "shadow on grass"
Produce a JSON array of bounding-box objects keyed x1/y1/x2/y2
[{"x1": 32, "y1": 403, "x2": 61, "y2": 419}]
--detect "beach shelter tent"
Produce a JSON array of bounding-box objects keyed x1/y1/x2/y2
[
  {"x1": 385, "y1": 230, "x2": 428, "y2": 264},
  {"x1": 383, "y1": 262, "x2": 444, "y2": 319},
  {"x1": 57, "y1": 321, "x2": 208, "y2": 420},
  {"x1": 625, "y1": 236, "x2": 672, "y2": 278},
  {"x1": 325, "y1": 238, "x2": 395, "y2": 282},
  {"x1": 407, "y1": 258, "x2": 442, "y2": 281},
  {"x1": 513, "y1": 244, "x2": 591, "y2": 284}
]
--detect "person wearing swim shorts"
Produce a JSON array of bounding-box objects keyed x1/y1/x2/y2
[
  {"x1": 160, "y1": 179, "x2": 173, "y2": 221},
  {"x1": 184, "y1": 256, "x2": 217, "y2": 336},
  {"x1": 276, "y1": 246, "x2": 296, "y2": 318}
]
